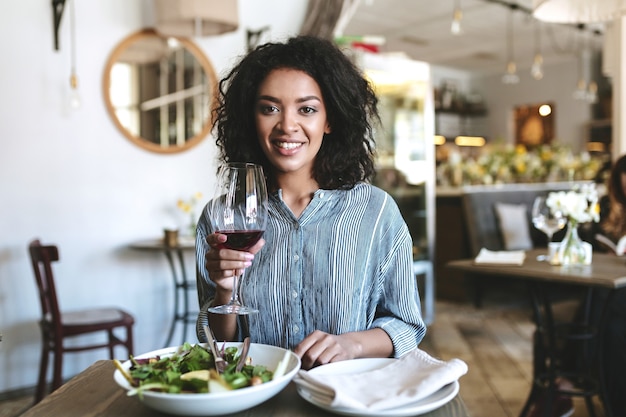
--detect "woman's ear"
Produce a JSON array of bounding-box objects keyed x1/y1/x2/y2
[{"x1": 324, "y1": 123, "x2": 332, "y2": 134}]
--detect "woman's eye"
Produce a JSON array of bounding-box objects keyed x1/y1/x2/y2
[
  {"x1": 301, "y1": 106, "x2": 316, "y2": 114},
  {"x1": 260, "y1": 105, "x2": 278, "y2": 114}
]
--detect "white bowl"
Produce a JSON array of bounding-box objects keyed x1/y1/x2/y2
[{"x1": 114, "y1": 342, "x2": 301, "y2": 416}]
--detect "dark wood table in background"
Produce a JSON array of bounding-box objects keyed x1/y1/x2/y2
[
  {"x1": 21, "y1": 360, "x2": 470, "y2": 417},
  {"x1": 130, "y1": 238, "x2": 197, "y2": 347},
  {"x1": 448, "y1": 249, "x2": 626, "y2": 417}
]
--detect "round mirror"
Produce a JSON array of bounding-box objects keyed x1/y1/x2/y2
[{"x1": 103, "y1": 29, "x2": 217, "y2": 153}]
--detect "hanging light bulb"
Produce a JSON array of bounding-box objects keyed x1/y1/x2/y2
[
  {"x1": 586, "y1": 80, "x2": 598, "y2": 103},
  {"x1": 585, "y1": 32, "x2": 599, "y2": 104},
  {"x1": 573, "y1": 77, "x2": 587, "y2": 100},
  {"x1": 572, "y1": 25, "x2": 597, "y2": 102},
  {"x1": 68, "y1": 0, "x2": 81, "y2": 109},
  {"x1": 503, "y1": 61, "x2": 520, "y2": 84},
  {"x1": 502, "y1": 6, "x2": 519, "y2": 84},
  {"x1": 530, "y1": 20, "x2": 544, "y2": 80},
  {"x1": 451, "y1": 0, "x2": 463, "y2": 35},
  {"x1": 573, "y1": 57, "x2": 588, "y2": 99},
  {"x1": 531, "y1": 53, "x2": 544, "y2": 80},
  {"x1": 69, "y1": 71, "x2": 81, "y2": 109}
]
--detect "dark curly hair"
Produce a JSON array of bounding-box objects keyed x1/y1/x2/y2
[
  {"x1": 602, "y1": 154, "x2": 626, "y2": 237},
  {"x1": 212, "y1": 35, "x2": 379, "y2": 190}
]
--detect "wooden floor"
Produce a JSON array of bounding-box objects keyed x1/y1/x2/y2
[
  {"x1": 0, "y1": 296, "x2": 606, "y2": 417},
  {"x1": 421, "y1": 297, "x2": 605, "y2": 417}
]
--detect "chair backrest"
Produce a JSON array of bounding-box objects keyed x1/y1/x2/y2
[{"x1": 28, "y1": 239, "x2": 62, "y2": 327}]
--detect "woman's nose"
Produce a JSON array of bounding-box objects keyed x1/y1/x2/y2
[{"x1": 278, "y1": 109, "x2": 299, "y2": 132}]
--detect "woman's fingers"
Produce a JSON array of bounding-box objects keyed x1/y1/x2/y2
[{"x1": 205, "y1": 233, "x2": 256, "y2": 287}]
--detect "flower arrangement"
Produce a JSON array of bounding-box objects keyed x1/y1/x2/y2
[
  {"x1": 546, "y1": 183, "x2": 600, "y2": 226},
  {"x1": 177, "y1": 192, "x2": 203, "y2": 236},
  {"x1": 546, "y1": 183, "x2": 599, "y2": 265},
  {"x1": 436, "y1": 143, "x2": 607, "y2": 186}
]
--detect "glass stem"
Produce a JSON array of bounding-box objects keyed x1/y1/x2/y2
[{"x1": 230, "y1": 269, "x2": 244, "y2": 306}]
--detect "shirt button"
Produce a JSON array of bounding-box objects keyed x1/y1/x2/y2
[
  {"x1": 293, "y1": 325, "x2": 300, "y2": 333},
  {"x1": 291, "y1": 290, "x2": 298, "y2": 299},
  {"x1": 319, "y1": 192, "x2": 325, "y2": 199},
  {"x1": 294, "y1": 254, "x2": 300, "y2": 261}
]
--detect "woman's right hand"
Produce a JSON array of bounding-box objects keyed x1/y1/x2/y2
[{"x1": 204, "y1": 233, "x2": 265, "y2": 292}]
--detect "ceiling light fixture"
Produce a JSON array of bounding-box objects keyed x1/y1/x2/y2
[
  {"x1": 451, "y1": 0, "x2": 463, "y2": 35},
  {"x1": 572, "y1": 25, "x2": 598, "y2": 103},
  {"x1": 531, "y1": 20, "x2": 544, "y2": 80},
  {"x1": 502, "y1": 5, "x2": 520, "y2": 84}
]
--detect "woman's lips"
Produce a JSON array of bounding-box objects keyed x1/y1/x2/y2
[{"x1": 274, "y1": 141, "x2": 303, "y2": 154}]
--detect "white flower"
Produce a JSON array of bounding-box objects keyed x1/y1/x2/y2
[{"x1": 546, "y1": 184, "x2": 599, "y2": 224}]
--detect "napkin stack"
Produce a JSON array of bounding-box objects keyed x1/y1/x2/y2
[
  {"x1": 293, "y1": 348, "x2": 468, "y2": 411},
  {"x1": 474, "y1": 248, "x2": 526, "y2": 265}
]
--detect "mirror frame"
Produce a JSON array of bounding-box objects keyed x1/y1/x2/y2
[{"x1": 102, "y1": 28, "x2": 218, "y2": 154}]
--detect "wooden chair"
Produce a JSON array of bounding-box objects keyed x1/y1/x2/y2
[{"x1": 28, "y1": 239, "x2": 135, "y2": 403}]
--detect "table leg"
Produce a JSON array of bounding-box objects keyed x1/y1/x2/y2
[
  {"x1": 160, "y1": 247, "x2": 198, "y2": 347},
  {"x1": 519, "y1": 281, "x2": 615, "y2": 417},
  {"x1": 163, "y1": 250, "x2": 179, "y2": 347},
  {"x1": 175, "y1": 248, "x2": 192, "y2": 344}
]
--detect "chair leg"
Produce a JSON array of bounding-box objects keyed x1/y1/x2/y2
[
  {"x1": 51, "y1": 343, "x2": 63, "y2": 391},
  {"x1": 35, "y1": 342, "x2": 50, "y2": 404},
  {"x1": 126, "y1": 324, "x2": 134, "y2": 356},
  {"x1": 107, "y1": 329, "x2": 115, "y2": 358}
]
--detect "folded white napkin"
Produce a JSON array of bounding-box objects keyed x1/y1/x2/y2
[
  {"x1": 293, "y1": 348, "x2": 468, "y2": 411},
  {"x1": 474, "y1": 248, "x2": 526, "y2": 265}
]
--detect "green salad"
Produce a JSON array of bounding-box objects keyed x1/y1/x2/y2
[{"x1": 115, "y1": 342, "x2": 281, "y2": 396}]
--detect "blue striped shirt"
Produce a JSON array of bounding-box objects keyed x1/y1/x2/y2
[{"x1": 196, "y1": 182, "x2": 426, "y2": 358}]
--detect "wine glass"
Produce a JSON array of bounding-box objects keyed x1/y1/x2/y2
[
  {"x1": 208, "y1": 163, "x2": 268, "y2": 315},
  {"x1": 531, "y1": 196, "x2": 566, "y2": 261}
]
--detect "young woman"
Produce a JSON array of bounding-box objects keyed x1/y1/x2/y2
[
  {"x1": 599, "y1": 154, "x2": 626, "y2": 242},
  {"x1": 595, "y1": 154, "x2": 626, "y2": 416},
  {"x1": 195, "y1": 36, "x2": 426, "y2": 369}
]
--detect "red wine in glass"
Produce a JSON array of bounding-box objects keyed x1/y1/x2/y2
[
  {"x1": 208, "y1": 163, "x2": 268, "y2": 315},
  {"x1": 217, "y1": 230, "x2": 264, "y2": 251}
]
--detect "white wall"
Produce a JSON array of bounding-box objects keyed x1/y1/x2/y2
[
  {"x1": 0, "y1": 0, "x2": 306, "y2": 393},
  {"x1": 472, "y1": 59, "x2": 593, "y2": 150}
]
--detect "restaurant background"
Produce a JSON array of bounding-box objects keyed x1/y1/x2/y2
[{"x1": 0, "y1": 0, "x2": 600, "y2": 395}]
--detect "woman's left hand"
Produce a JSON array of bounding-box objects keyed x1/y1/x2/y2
[
  {"x1": 294, "y1": 330, "x2": 358, "y2": 370},
  {"x1": 294, "y1": 328, "x2": 394, "y2": 369}
]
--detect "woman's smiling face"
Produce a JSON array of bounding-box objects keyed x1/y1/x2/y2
[{"x1": 254, "y1": 68, "x2": 331, "y2": 178}]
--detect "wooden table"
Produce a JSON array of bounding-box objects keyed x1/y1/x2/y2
[
  {"x1": 21, "y1": 360, "x2": 470, "y2": 417},
  {"x1": 130, "y1": 238, "x2": 197, "y2": 347},
  {"x1": 448, "y1": 249, "x2": 626, "y2": 417}
]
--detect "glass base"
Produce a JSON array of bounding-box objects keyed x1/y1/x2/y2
[{"x1": 208, "y1": 303, "x2": 259, "y2": 315}]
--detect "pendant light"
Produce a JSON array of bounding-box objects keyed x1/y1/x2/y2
[
  {"x1": 68, "y1": 0, "x2": 80, "y2": 109},
  {"x1": 502, "y1": 5, "x2": 520, "y2": 84},
  {"x1": 451, "y1": 0, "x2": 463, "y2": 35},
  {"x1": 585, "y1": 29, "x2": 599, "y2": 103},
  {"x1": 572, "y1": 25, "x2": 598, "y2": 103},
  {"x1": 531, "y1": 20, "x2": 544, "y2": 80}
]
